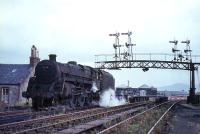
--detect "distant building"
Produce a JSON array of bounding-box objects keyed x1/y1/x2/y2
[
  {"x1": 157, "y1": 90, "x2": 188, "y2": 97},
  {"x1": 138, "y1": 84, "x2": 157, "y2": 96},
  {"x1": 116, "y1": 84, "x2": 157, "y2": 99},
  {"x1": 157, "y1": 90, "x2": 188, "y2": 100},
  {"x1": 116, "y1": 86, "x2": 139, "y2": 98},
  {"x1": 0, "y1": 45, "x2": 40, "y2": 106}
]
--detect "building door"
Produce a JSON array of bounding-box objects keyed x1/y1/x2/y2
[{"x1": 1, "y1": 87, "x2": 9, "y2": 104}]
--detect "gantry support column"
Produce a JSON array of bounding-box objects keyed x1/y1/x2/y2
[{"x1": 188, "y1": 63, "x2": 196, "y2": 103}]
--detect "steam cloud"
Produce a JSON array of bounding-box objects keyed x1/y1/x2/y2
[
  {"x1": 90, "y1": 82, "x2": 127, "y2": 107},
  {"x1": 99, "y1": 88, "x2": 127, "y2": 107},
  {"x1": 91, "y1": 82, "x2": 99, "y2": 93}
]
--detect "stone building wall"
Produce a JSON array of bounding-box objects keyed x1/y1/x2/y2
[
  {"x1": 0, "y1": 85, "x2": 19, "y2": 106},
  {"x1": 0, "y1": 68, "x2": 35, "y2": 106},
  {"x1": 19, "y1": 67, "x2": 35, "y2": 104}
]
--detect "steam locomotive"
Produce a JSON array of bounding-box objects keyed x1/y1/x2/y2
[{"x1": 23, "y1": 54, "x2": 115, "y2": 110}]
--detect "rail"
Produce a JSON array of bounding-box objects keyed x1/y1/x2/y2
[
  {"x1": 147, "y1": 101, "x2": 178, "y2": 134},
  {"x1": 97, "y1": 101, "x2": 175, "y2": 134},
  {"x1": 0, "y1": 110, "x2": 28, "y2": 117}
]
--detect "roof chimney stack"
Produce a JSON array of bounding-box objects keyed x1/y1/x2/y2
[{"x1": 30, "y1": 45, "x2": 40, "y2": 66}]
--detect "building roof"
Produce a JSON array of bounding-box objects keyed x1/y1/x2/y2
[
  {"x1": 0, "y1": 64, "x2": 33, "y2": 85},
  {"x1": 139, "y1": 84, "x2": 150, "y2": 88}
]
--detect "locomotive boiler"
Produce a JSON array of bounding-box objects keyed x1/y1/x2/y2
[{"x1": 23, "y1": 54, "x2": 115, "y2": 110}]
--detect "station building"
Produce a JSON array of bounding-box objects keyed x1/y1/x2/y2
[{"x1": 0, "y1": 46, "x2": 39, "y2": 106}]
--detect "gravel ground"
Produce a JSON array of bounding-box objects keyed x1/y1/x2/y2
[{"x1": 166, "y1": 102, "x2": 200, "y2": 134}]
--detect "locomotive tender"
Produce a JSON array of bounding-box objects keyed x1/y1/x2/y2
[{"x1": 23, "y1": 54, "x2": 115, "y2": 110}]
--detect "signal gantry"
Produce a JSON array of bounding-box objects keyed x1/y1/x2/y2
[
  {"x1": 109, "y1": 31, "x2": 136, "y2": 61},
  {"x1": 95, "y1": 34, "x2": 200, "y2": 104}
]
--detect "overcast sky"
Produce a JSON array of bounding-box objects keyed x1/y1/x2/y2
[{"x1": 1, "y1": 0, "x2": 200, "y2": 89}]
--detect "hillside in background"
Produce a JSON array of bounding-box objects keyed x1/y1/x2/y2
[{"x1": 157, "y1": 83, "x2": 189, "y2": 91}]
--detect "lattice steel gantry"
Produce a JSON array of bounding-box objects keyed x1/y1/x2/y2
[{"x1": 95, "y1": 32, "x2": 200, "y2": 104}]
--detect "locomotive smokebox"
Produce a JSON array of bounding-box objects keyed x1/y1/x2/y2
[{"x1": 49, "y1": 54, "x2": 57, "y2": 62}]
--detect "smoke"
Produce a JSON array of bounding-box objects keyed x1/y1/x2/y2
[
  {"x1": 99, "y1": 88, "x2": 127, "y2": 107},
  {"x1": 91, "y1": 82, "x2": 99, "y2": 93}
]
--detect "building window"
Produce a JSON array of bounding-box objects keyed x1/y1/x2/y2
[{"x1": 1, "y1": 87, "x2": 9, "y2": 104}]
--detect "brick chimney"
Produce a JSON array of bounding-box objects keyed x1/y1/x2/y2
[{"x1": 30, "y1": 45, "x2": 40, "y2": 66}]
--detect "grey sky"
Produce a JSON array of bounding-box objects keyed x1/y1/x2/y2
[{"x1": 1, "y1": 0, "x2": 200, "y2": 89}]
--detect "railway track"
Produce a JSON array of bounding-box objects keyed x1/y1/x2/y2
[
  {"x1": 0, "y1": 109, "x2": 62, "y2": 125},
  {"x1": 0, "y1": 107, "x2": 102, "y2": 134},
  {"x1": 0, "y1": 110, "x2": 29, "y2": 117},
  {"x1": 0, "y1": 105, "x2": 97, "y2": 126},
  {"x1": 56, "y1": 104, "x2": 147, "y2": 134},
  {"x1": 147, "y1": 101, "x2": 178, "y2": 134},
  {"x1": 0, "y1": 110, "x2": 32, "y2": 125},
  {"x1": 97, "y1": 101, "x2": 178, "y2": 134},
  {"x1": 0, "y1": 102, "x2": 150, "y2": 134}
]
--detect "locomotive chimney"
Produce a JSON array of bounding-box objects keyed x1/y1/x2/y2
[{"x1": 49, "y1": 54, "x2": 57, "y2": 62}]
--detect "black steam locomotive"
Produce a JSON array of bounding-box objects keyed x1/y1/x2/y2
[{"x1": 23, "y1": 54, "x2": 115, "y2": 110}]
